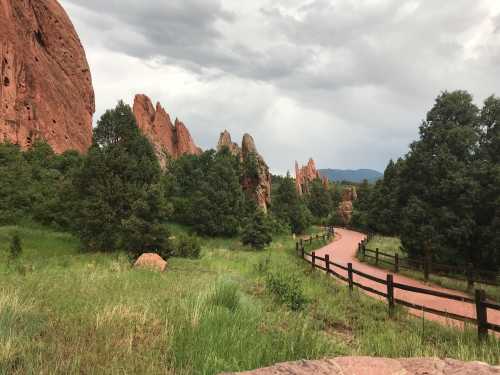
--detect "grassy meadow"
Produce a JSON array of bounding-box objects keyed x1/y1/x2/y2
[
  {"x1": 0, "y1": 225, "x2": 499, "y2": 374},
  {"x1": 363, "y1": 235, "x2": 500, "y2": 301}
]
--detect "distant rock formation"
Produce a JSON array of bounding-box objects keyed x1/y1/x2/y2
[
  {"x1": 295, "y1": 158, "x2": 328, "y2": 195},
  {"x1": 133, "y1": 94, "x2": 201, "y2": 167},
  {"x1": 338, "y1": 186, "x2": 357, "y2": 225},
  {"x1": 223, "y1": 357, "x2": 500, "y2": 375},
  {"x1": 217, "y1": 130, "x2": 272, "y2": 213},
  {"x1": 0, "y1": 0, "x2": 95, "y2": 153}
]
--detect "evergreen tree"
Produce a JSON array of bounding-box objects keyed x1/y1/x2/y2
[
  {"x1": 307, "y1": 178, "x2": 333, "y2": 219},
  {"x1": 241, "y1": 209, "x2": 273, "y2": 250},
  {"x1": 272, "y1": 173, "x2": 312, "y2": 234},
  {"x1": 399, "y1": 91, "x2": 481, "y2": 265},
  {"x1": 168, "y1": 149, "x2": 245, "y2": 237},
  {"x1": 74, "y1": 101, "x2": 172, "y2": 255}
]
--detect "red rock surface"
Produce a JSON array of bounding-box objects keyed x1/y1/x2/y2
[
  {"x1": 295, "y1": 158, "x2": 328, "y2": 195},
  {"x1": 223, "y1": 357, "x2": 499, "y2": 375},
  {"x1": 0, "y1": 0, "x2": 95, "y2": 153},
  {"x1": 338, "y1": 186, "x2": 357, "y2": 225},
  {"x1": 133, "y1": 253, "x2": 168, "y2": 272},
  {"x1": 133, "y1": 94, "x2": 201, "y2": 167},
  {"x1": 217, "y1": 130, "x2": 272, "y2": 213}
]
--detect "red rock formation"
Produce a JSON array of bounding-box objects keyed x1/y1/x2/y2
[
  {"x1": 217, "y1": 130, "x2": 240, "y2": 156},
  {"x1": 295, "y1": 158, "x2": 328, "y2": 195},
  {"x1": 338, "y1": 186, "x2": 357, "y2": 225},
  {"x1": 217, "y1": 131, "x2": 272, "y2": 213},
  {"x1": 224, "y1": 357, "x2": 500, "y2": 375},
  {"x1": 0, "y1": 0, "x2": 95, "y2": 153},
  {"x1": 133, "y1": 94, "x2": 201, "y2": 167}
]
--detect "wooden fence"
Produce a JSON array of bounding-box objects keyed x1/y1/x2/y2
[
  {"x1": 358, "y1": 238, "x2": 500, "y2": 288},
  {"x1": 296, "y1": 233, "x2": 500, "y2": 340}
]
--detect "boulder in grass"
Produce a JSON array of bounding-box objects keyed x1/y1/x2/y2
[{"x1": 133, "y1": 253, "x2": 168, "y2": 272}]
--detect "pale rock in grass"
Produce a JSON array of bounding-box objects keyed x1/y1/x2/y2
[{"x1": 133, "y1": 253, "x2": 168, "y2": 272}]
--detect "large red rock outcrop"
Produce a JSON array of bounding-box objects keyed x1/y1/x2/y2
[
  {"x1": 295, "y1": 158, "x2": 328, "y2": 195},
  {"x1": 338, "y1": 186, "x2": 358, "y2": 225},
  {"x1": 217, "y1": 130, "x2": 272, "y2": 213},
  {"x1": 0, "y1": 0, "x2": 95, "y2": 153},
  {"x1": 222, "y1": 357, "x2": 500, "y2": 375},
  {"x1": 133, "y1": 94, "x2": 202, "y2": 167}
]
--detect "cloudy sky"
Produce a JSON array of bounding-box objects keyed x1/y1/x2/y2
[{"x1": 60, "y1": 0, "x2": 500, "y2": 174}]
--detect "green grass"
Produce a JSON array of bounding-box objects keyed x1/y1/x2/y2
[
  {"x1": 363, "y1": 235, "x2": 500, "y2": 301},
  {"x1": 0, "y1": 226, "x2": 498, "y2": 374}
]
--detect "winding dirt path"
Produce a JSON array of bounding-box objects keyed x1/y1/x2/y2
[{"x1": 312, "y1": 228, "x2": 500, "y2": 331}]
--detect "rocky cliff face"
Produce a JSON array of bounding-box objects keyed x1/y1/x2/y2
[
  {"x1": 217, "y1": 131, "x2": 272, "y2": 213},
  {"x1": 338, "y1": 186, "x2": 357, "y2": 225},
  {"x1": 133, "y1": 94, "x2": 201, "y2": 167},
  {"x1": 0, "y1": 0, "x2": 95, "y2": 153},
  {"x1": 295, "y1": 158, "x2": 328, "y2": 195}
]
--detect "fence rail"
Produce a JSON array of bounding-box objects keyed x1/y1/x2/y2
[
  {"x1": 359, "y1": 241, "x2": 500, "y2": 287},
  {"x1": 296, "y1": 232, "x2": 500, "y2": 340}
]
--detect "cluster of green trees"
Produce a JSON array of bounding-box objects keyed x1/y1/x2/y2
[
  {"x1": 1, "y1": 101, "x2": 298, "y2": 254},
  {"x1": 353, "y1": 91, "x2": 499, "y2": 272}
]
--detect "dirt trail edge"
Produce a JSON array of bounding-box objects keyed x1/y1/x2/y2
[{"x1": 313, "y1": 228, "x2": 500, "y2": 331}]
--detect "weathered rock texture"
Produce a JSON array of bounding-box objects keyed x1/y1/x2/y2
[
  {"x1": 133, "y1": 253, "x2": 168, "y2": 272},
  {"x1": 217, "y1": 130, "x2": 272, "y2": 213},
  {"x1": 0, "y1": 0, "x2": 95, "y2": 153},
  {"x1": 295, "y1": 158, "x2": 328, "y2": 195},
  {"x1": 338, "y1": 186, "x2": 358, "y2": 225},
  {"x1": 133, "y1": 94, "x2": 202, "y2": 167},
  {"x1": 222, "y1": 357, "x2": 500, "y2": 375}
]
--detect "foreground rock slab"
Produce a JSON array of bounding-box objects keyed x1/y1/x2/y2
[
  {"x1": 222, "y1": 357, "x2": 500, "y2": 375},
  {"x1": 133, "y1": 253, "x2": 168, "y2": 272}
]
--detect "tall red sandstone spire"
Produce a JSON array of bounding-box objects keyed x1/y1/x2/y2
[
  {"x1": 133, "y1": 94, "x2": 202, "y2": 167},
  {"x1": 0, "y1": 0, "x2": 95, "y2": 153},
  {"x1": 295, "y1": 158, "x2": 328, "y2": 195}
]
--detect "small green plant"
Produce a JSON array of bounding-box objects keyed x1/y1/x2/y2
[
  {"x1": 266, "y1": 271, "x2": 307, "y2": 311},
  {"x1": 9, "y1": 232, "x2": 22, "y2": 260},
  {"x1": 173, "y1": 233, "x2": 202, "y2": 259},
  {"x1": 210, "y1": 279, "x2": 240, "y2": 312}
]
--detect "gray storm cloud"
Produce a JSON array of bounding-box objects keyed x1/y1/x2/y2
[{"x1": 61, "y1": 0, "x2": 500, "y2": 174}]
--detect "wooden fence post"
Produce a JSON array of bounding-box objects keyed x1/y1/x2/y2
[
  {"x1": 394, "y1": 253, "x2": 399, "y2": 274},
  {"x1": 376, "y1": 248, "x2": 379, "y2": 266},
  {"x1": 467, "y1": 263, "x2": 474, "y2": 291},
  {"x1": 296, "y1": 242, "x2": 299, "y2": 256},
  {"x1": 475, "y1": 289, "x2": 488, "y2": 340},
  {"x1": 424, "y1": 256, "x2": 430, "y2": 281},
  {"x1": 348, "y1": 263, "x2": 354, "y2": 292},
  {"x1": 312, "y1": 252, "x2": 316, "y2": 269},
  {"x1": 387, "y1": 274, "x2": 395, "y2": 316},
  {"x1": 300, "y1": 238, "x2": 303, "y2": 249},
  {"x1": 325, "y1": 254, "x2": 330, "y2": 273}
]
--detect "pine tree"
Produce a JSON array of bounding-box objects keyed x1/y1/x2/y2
[
  {"x1": 74, "y1": 101, "x2": 172, "y2": 255},
  {"x1": 241, "y1": 209, "x2": 273, "y2": 250}
]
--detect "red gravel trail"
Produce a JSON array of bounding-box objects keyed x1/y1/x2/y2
[{"x1": 311, "y1": 228, "x2": 500, "y2": 332}]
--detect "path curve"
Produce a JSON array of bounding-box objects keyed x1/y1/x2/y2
[{"x1": 312, "y1": 228, "x2": 500, "y2": 331}]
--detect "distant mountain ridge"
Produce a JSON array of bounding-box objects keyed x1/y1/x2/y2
[{"x1": 319, "y1": 169, "x2": 383, "y2": 183}]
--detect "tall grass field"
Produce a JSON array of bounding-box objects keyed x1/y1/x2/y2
[{"x1": 0, "y1": 225, "x2": 498, "y2": 374}]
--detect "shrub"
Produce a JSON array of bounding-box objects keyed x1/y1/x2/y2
[
  {"x1": 173, "y1": 234, "x2": 201, "y2": 259},
  {"x1": 266, "y1": 271, "x2": 307, "y2": 311},
  {"x1": 210, "y1": 279, "x2": 240, "y2": 311}
]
